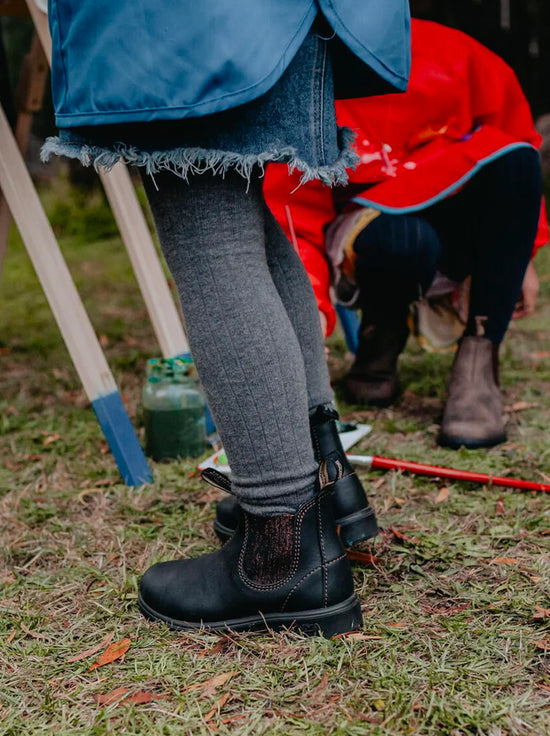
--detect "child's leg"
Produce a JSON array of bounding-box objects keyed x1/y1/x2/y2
[
  {"x1": 262, "y1": 202, "x2": 334, "y2": 412},
  {"x1": 143, "y1": 169, "x2": 317, "y2": 515}
]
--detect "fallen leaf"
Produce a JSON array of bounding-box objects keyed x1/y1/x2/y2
[
  {"x1": 42, "y1": 433, "x2": 61, "y2": 446},
  {"x1": 435, "y1": 487, "x2": 450, "y2": 504},
  {"x1": 183, "y1": 670, "x2": 239, "y2": 694},
  {"x1": 422, "y1": 602, "x2": 471, "y2": 616},
  {"x1": 204, "y1": 692, "x2": 231, "y2": 723},
  {"x1": 534, "y1": 640, "x2": 550, "y2": 651},
  {"x1": 389, "y1": 527, "x2": 418, "y2": 545},
  {"x1": 530, "y1": 351, "x2": 550, "y2": 360},
  {"x1": 505, "y1": 401, "x2": 539, "y2": 412},
  {"x1": 346, "y1": 550, "x2": 380, "y2": 566},
  {"x1": 99, "y1": 334, "x2": 109, "y2": 347},
  {"x1": 490, "y1": 557, "x2": 519, "y2": 565},
  {"x1": 373, "y1": 699, "x2": 386, "y2": 711},
  {"x1": 93, "y1": 686, "x2": 168, "y2": 707},
  {"x1": 495, "y1": 497, "x2": 505, "y2": 516},
  {"x1": 89, "y1": 637, "x2": 131, "y2": 671},
  {"x1": 219, "y1": 715, "x2": 248, "y2": 725},
  {"x1": 0, "y1": 347, "x2": 11, "y2": 355},
  {"x1": 310, "y1": 673, "x2": 329, "y2": 695},
  {"x1": 3, "y1": 460, "x2": 22, "y2": 471},
  {"x1": 198, "y1": 636, "x2": 232, "y2": 658},
  {"x1": 77, "y1": 488, "x2": 108, "y2": 504},
  {"x1": 67, "y1": 632, "x2": 114, "y2": 663},
  {"x1": 93, "y1": 687, "x2": 130, "y2": 705},
  {"x1": 123, "y1": 691, "x2": 167, "y2": 705},
  {"x1": 533, "y1": 607, "x2": 550, "y2": 620},
  {"x1": 387, "y1": 622, "x2": 407, "y2": 628},
  {"x1": 333, "y1": 632, "x2": 382, "y2": 641},
  {"x1": 6, "y1": 632, "x2": 16, "y2": 644},
  {"x1": 536, "y1": 683, "x2": 550, "y2": 693}
]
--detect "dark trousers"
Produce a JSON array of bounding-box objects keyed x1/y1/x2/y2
[{"x1": 353, "y1": 147, "x2": 543, "y2": 345}]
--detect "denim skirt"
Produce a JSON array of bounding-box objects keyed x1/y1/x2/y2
[{"x1": 42, "y1": 25, "x2": 357, "y2": 186}]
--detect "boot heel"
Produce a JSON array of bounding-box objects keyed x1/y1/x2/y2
[
  {"x1": 338, "y1": 507, "x2": 379, "y2": 547},
  {"x1": 294, "y1": 595, "x2": 364, "y2": 638}
]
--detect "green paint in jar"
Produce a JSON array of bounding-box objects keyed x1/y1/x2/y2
[{"x1": 142, "y1": 358, "x2": 206, "y2": 461}]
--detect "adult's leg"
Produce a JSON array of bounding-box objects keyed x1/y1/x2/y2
[
  {"x1": 424, "y1": 147, "x2": 542, "y2": 447},
  {"x1": 353, "y1": 212, "x2": 442, "y2": 319},
  {"x1": 143, "y1": 169, "x2": 318, "y2": 515},
  {"x1": 426, "y1": 147, "x2": 542, "y2": 345},
  {"x1": 346, "y1": 211, "x2": 442, "y2": 405}
]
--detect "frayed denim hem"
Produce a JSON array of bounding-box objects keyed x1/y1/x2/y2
[{"x1": 40, "y1": 128, "x2": 358, "y2": 187}]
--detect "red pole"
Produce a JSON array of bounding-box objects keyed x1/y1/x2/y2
[{"x1": 347, "y1": 454, "x2": 550, "y2": 493}]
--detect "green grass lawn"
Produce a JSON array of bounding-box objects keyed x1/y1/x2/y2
[{"x1": 1, "y1": 179, "x2": 550, "y2": 735}]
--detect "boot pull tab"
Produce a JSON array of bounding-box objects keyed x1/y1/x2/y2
[
  {"x1": 475, "y1": 315, "x2": 488, "y2": 338},
  {"x1": 201, "y1": 467, "x2": 234, "y2": 495},
  {"x1": 318, "y1": 458, "x2": 345, "y2": 489}
]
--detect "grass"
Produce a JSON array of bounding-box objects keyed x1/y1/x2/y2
[{"x1": 1, "y1": 176, "x2": 550, "y2": 735}]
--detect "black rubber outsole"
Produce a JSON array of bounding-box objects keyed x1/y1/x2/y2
[
  {"x1": 437, "y1": 432, "x2": 507, "y2": 450},
  {"x1": 138, "y1": 592, "x2": 363, "y2": 638},
  {"x1": 344, "y1": 391, "x2": 400, "y2": 409}
]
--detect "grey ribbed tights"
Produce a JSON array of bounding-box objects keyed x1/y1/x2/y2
[{"x1": 142, "y1": 169, "x2": 334, "y2": 515}]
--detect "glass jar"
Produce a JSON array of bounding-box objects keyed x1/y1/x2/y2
[{"x1": 142, "y1": 358, "x2": 206, "y2": 461}]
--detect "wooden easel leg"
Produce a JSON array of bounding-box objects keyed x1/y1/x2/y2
[
  {"x1": 0, "y1": 103, "x2": 152, "y2": 485},
  {"x1": 0, "y1": 196, "x2": 9, "y2": 276},
  {"x1": 23, "y1": 1, "x2": 190, "y2": 360}
]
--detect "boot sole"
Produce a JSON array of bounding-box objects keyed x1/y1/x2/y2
[
  {"x1": 214, "y1": 509, "x2": 379, "y2": 548},
  {"x1": 344, "y1": 389, "x2": 400, "y2": 408},
  {"x1": 437, "y1": 432, "x2": 507, "y2": 450},
  {"x1": 138, "y1": 592, "x2": 363, "y2": 639}
]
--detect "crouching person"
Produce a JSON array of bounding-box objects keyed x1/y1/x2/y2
[{"x1": 264, "y1": 18, "x2": 549, "y2": 451}]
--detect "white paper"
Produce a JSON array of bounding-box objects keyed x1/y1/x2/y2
[{"x1": 198, "y1": 423, "x2": 372, "y2": 475}]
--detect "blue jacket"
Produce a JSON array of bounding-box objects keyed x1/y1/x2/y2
[{"x1": 49, "y1": 0, "x2": 410, "y2": 128}]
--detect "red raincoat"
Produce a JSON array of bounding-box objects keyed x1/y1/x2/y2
[{"x1": 264, "y1": 19, "x2": 549, "y2": 335}]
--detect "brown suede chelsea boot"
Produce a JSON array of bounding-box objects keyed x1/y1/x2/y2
[{"x1": 438, "y1": 336, "x2": 507, "y2": 449}]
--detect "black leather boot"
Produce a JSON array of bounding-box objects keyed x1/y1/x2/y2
[
  {"x1": 212, "y1": 406, "x2": 378, "y2": 548},
  {"x1": 345, "y1": 317, "x2": 410, "y2": 407},
  {"x1": 138, "y1": 480, "x2": 363, "y2": 637}
]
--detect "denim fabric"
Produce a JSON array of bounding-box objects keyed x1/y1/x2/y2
[
  {"x1": 43, "y1": 27, "x2": 358, "y2": 185},
  {"x1": 48, "y1": 0, "x2": 410, "y2": 127}
]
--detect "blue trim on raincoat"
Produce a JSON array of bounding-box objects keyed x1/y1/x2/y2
[
  {"x1": 351, "y1": 143, "x2": 536, "y2": 215},
  {"x1": 49, "y1": 0, "x2": 410, "y2": 128}
]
